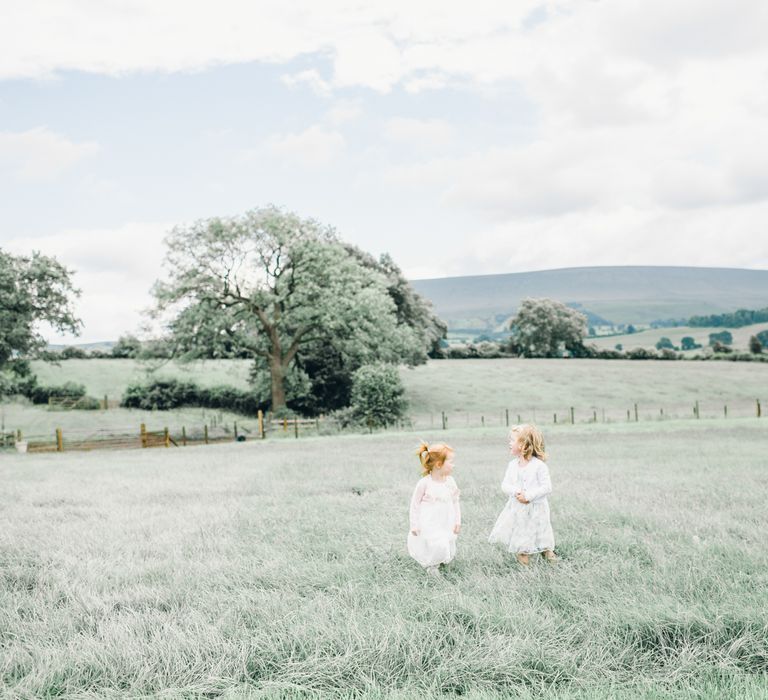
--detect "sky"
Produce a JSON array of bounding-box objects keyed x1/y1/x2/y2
[{"x1": 2, "y1": 0, "x2": 768, "y2": 342}]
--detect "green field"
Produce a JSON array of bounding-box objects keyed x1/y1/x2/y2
[
  {"x1": 589, "y1": 322, "x2": 768, "y2": 355},
  {"x1": 2, "y1": 420, "x2": 767, "y2": 698},
  {"x1": 3, "y1": 358, "x2": 764, "y2": 441},
  {"x1": 29, "y1": 358, "x2": 253, "y2": 400}
]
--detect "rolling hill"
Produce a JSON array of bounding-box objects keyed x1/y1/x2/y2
[{"x1": 411, "y1": 266, "x2": 768, "y2": 334}]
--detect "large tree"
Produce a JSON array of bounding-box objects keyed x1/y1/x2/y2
[
  {"x1": 152, "y1": 206, "x2": 433, "y2": 412},
  {"x1": 0, "y1": 249, "x2": 81, "y2": 371},
  {"x1": 509, "y1": 297, "x2": 588, "y2": 358},
  {"x1": 287, "y1": 245, "x2": 446, "y2": 414}
]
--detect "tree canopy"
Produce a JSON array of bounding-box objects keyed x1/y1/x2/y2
[
  {"x1": 152, "y1": 206, "x2": 442, "y2": 412},
  {"x1": 0, "y1": 248, "x2": 81, "y2": 371},
  {"x1": 509, "y1": 298, "x2": 588, "y2": 358}
]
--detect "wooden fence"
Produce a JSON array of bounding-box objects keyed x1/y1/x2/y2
[{"x1": 1, "y1": 400, "x2": 765, "y2": 454}]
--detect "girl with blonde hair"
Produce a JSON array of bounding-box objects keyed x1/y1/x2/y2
[
  {"x1": 488, "y1": 424, "x2": 556, "y2": 565},
  {"x1": 407, "y1": 441, "x2": 461, "y2": 575}
]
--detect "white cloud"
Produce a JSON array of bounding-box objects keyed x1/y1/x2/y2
[
  {"x1": 263, "y1": 125, "x2": 345, "y2": 167},
  {"x1": 325, "y1": 99, "x2": 363, "y2": 126},
  {"x1": 384, "y1": 117, "x2": 456, "y2": 150},
  {"x1": 281, "y1": 69, "x2": 332, "y2": 97},
  {"x1": 0, "y1": 127, "x2": 99, "y2": 180},
  {"x1": 442, "y1": 200, "x2": 768, "y2": 277},
  {"x1": 4, "y1": 0, "x2": 768, "y2": 288}
]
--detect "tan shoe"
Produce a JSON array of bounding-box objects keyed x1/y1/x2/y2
[
  {"x1": 541, "y1": 550, "x2": 557, "y2": 563},
  {"x1": 516, "y1": 553, "x2": 530, "y2": 566}
]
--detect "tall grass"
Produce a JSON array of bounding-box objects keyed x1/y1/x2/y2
[{"x1": 2, "y1": 420, "x2": 767, "y2": 697}]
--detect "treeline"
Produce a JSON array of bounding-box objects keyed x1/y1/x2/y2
[
  {"x1": 40, "y1": 335, "x2": 178, "y2": 361},
  {"x1": 688, "y1": 307, "x2": 768, "y2": 328},
  {"x1": 0, "y1": 370, "x2": 101, "y2": 409}
]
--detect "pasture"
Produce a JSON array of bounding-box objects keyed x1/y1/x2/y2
[
  {"x1": 2, "y1": 358, "x2": 766, "y2": 447},
  {"x1": 588, "y1": 322, "x2": 768, "y2": 355},
  {"x1": 2, "y1": 419, "x2": 767, "y2": 698}
]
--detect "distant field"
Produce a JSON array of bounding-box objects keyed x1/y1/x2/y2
[
  {"x1": 401, "y1": 358, "x2": 768, "y2": 423},
  {"x1": 29, "y1": 358, "x2": 253, "y2": 400},
  {"x1": 590, "y1": 322, "x2": 768, "y2": 354},
  {"x1": 12, "y1": 358, "x2": 768, "y2": 434},
  {"x1": 2, "y1": 420, "x2": 766, "y2": 697}
]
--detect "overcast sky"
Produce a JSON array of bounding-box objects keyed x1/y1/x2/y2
[{"x1": 2, "y1": 1, "x2": 768, "y2": 342}]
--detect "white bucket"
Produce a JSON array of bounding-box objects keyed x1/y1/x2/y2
[{"x1": 15, "y1": 440, "x2": 28, "y2": 454}]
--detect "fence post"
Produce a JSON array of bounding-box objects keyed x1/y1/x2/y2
[
  {"x1": 258, "y1": 410, "x2": 264, "y2": 439},
  {"x1": 103, "y1": 394, "x2": 108, "y2": 410},
  {"x1": 694, "y1": 400, "x2": 700, "y2": 419},
  {"x1": 234, "y1": 421, "x2": 238, "y2": 440},
  {"x1": 140, "y1": 423, "x2": 147, "y2": 448},
  {"x1": 723, "y1": 405, "x2": 727, "y2": 419},
  {"x1": 553, "y1": 413, "x2": 557, "y2": 424},
  {"x1": 517, "y1": 414, "x2": 521, "y2": 424},
  {"x1": 481, "y1": 415, "x2": 485, "y2": 427},
  {"x1": 505, "y1": 409, "x2": 509, "y2": 427},
  {"x1": 315, "y1": 417, "x2": 319, "y2": 434},
  {"x1": 627, "y1": 409, "x2": 630, "y2": 422},
  {"x1": 17, "y1": 429, "x2": 22, "y2": 442},
  {"x1": 441, "y1": 411, "x2": 446, "y2": 430},
  {"x1": 570, "y1": 407, "x2": 575, "y2": 424},
  {"x1": 182, "y1": 426, "x2": 187, "y2": 446},
  {"x1": 164, "y1": 427, "x2": 170, "y2": 448},
  {"x1": 634, "y1": 403, "x2": 639, "y2": 422},
  {"x1": 283, "y1": 418, "x2": 287, "y2": 433},
  {"x1": 294, "y1": 418, "x2": 298, "y2": 439},
  {"x1": 56, "y1": 428, "x2": 63, "y2": 452},
  {"x1": 593, "y1": 409, "x2": 597, "y2": 423},
  {"x1": 204, "y1": 425, "x2": 209, "y2": 445},
  {"x1": 758, "y1": 399, "x2": 762, "y2": 418}
]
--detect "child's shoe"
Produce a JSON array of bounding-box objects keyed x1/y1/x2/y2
[
  {"x1": 516, "y1": 553, "x2": 530, "y2": 566},
  {"x1": 541, "y1": 550, "x2": 557, "y2": 563}
]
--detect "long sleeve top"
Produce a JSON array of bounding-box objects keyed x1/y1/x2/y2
[
  {"x1": 501, "y1": 457, "x2": 552, "y2": 503},
  {"x1": 409, "y1": 475, "x2": 461, "y2": 530}
]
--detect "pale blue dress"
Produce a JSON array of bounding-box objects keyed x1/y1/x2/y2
[{"x1": 488, "y1": 457, "x2": 555, "y2": 554}]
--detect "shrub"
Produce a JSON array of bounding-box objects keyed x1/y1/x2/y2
[
  {"x1": 61, "y1": 346, "x2": 88, "y2": 359},
  {"x1": 681, "y1": 336, "x2": 700, "y2": 351},
  {"x1": 121, "y1": 379, "x2": 197, "y2": 410},
  {"x1": 111, "y1": 334, "x2": 142, "y2": 359},
  {"x1": 27, "y1": 382, "x2": 86, "y2": 404},
  {"x1": 655, "y1": 337, "x2": 674, "y2": 350},
  {"x1": 596, "y1": 348, "x2": 625, "y2": 359},
  {"x1": 708, "y1": 331, "x2": 733, "y2": 347},
  {"x1": 658, "y1": 348, "x2": 679, "y2": 360},
  {"x1": 74, "y1": 396, "x2": 102, "y2": 410},
  {"x1": 749, "y1": 335, "x2": 763, "y2": 354},
  {"x1": 350, "y1": 364, "x2": 407, "y2": 428},
  {"x1": 627, "y1": 347, "x2": 658, "y2": 360},
  {"x1": 121, "y1": 379, "x2": 265, "y2": 415}
]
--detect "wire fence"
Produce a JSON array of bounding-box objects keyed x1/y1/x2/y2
[{"x1": 0, "y1": 398, "x2": 764, "y2": 455}]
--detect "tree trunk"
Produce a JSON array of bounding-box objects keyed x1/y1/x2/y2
[{"x1": 270, "y1": 356, "x2": 287, "y2": 412}]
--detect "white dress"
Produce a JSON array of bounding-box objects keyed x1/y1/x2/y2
[
  {"x1": 407, "y1": 475, "x2": 461, "y2": 567},
  {"x1": 488, "y1": 457, "x2": 555, "y2": 554}
]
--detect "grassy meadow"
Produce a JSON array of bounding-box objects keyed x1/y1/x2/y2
[
  {"x1": 2, "y1": 419, "x2": 767, "y2": 698},
  {"x1": 589, "y1": 322, "x2": 768, "y2": 355},
  {"x1": 1, "y1": 358, "x2": 765, "y2": 442}
]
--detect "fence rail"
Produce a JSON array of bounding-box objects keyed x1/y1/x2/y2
[{"x1": 1, "y1": 400, "x2": 765, "y2": 455}]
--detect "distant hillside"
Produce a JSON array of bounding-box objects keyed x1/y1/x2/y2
[{"x1": 411, "y1": 266, "x2": 768, "y2": 333}]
